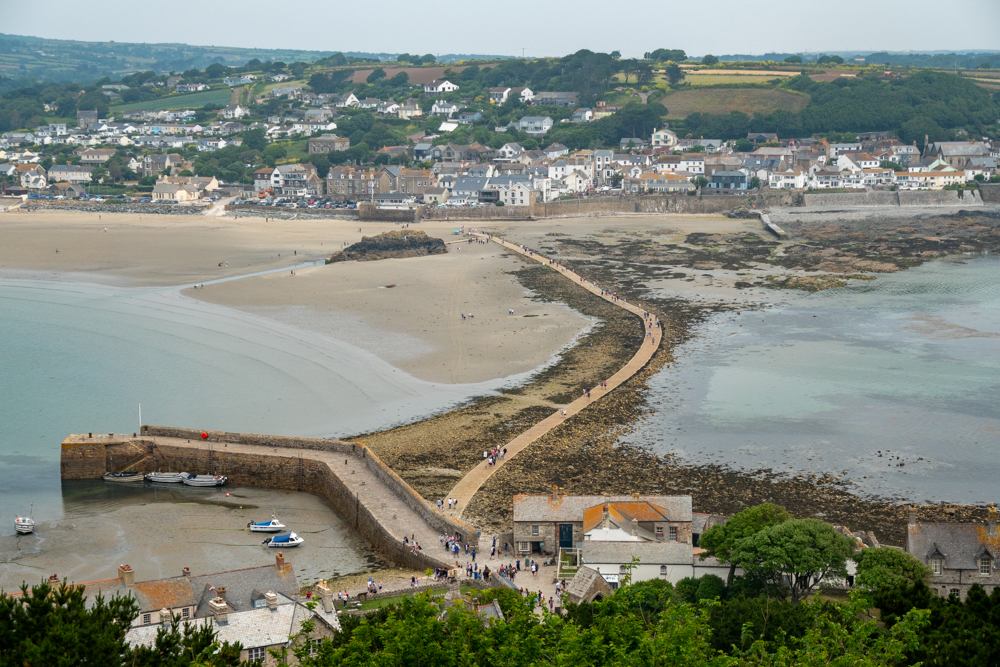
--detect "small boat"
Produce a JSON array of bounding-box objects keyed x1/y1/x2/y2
[
  {"x1": 15, "y1": 505, "x2": 34, "y2": 534},
  {"x1": 182, "y1": 473, "x2": 227, "y2": 487},
  {"x1": 248, "y1": 516, "x2": 286, "y2": 533},
  {"x1": 262, "y1": 532, "x2": 303, "y2": 548},
  {"x1": 103, "y1": 472, "x2": 144, "y2": 484},
  {"x1": 146, "y1": 471, "x2": 184, "y2": 483}
]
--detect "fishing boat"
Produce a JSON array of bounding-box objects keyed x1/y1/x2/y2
[
  {"x1": 146, "y1": 471, "x2": 184, "y2": 483},
  {"x1": 103, "y1": 472, "x2": 144, "y2": 484},
  {"x1": 15, "y1": 505, "x2": 34, "y2": 534},
  {"x1": 262, "y1": 532, "x2": 303, "y2": 548},
  {"x1": 248, "y1": 516, "x2": 286, "y2": 533},
  {"x1": 181, "y1": 473, "x2": 227, "y2": 487}
]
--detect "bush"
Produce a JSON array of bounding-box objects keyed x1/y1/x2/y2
[
  {"x1": 674, "y1": 577, "x2": 699, "y2": 603},
  {"x1": 696, "y1": 574, "x2": 727, "y2": 601}
]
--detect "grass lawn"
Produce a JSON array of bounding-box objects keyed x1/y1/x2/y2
[
  {"x1": 661, "y1": 87, "x2": 809, "y2": 118},
  {"x1": 684, "y1": 74, "x2": 790, "y2": 86},
  {"x1": 114, "y1": 88, "x2": 232, "y2": 112}
]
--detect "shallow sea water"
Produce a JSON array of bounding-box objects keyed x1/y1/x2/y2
[{"x1": 626, "y1": 253, "x2": 1000, "y2": 503}]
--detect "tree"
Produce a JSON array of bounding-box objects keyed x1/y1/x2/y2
[
  {"x1": 880, "y1": 160, "x2": 905, "y2": 172},
  {"x1": 854, "y1": 547, "x2": 930, "y2": 591},
  {"x1": 784, "y1": 55, "x2": 803, "y2": 64},
  {"x1": 750, "y1": 175, "x2": 761, "y2": 189},
  {"x1": 729, "y1": 518, "x2": 857, "y2": 603},
  {"x1": 241, "y1": 127, "x2": 267, "y2": 152},
  {"x1": 205, "y1": 63, "x2": 227, "y2": 79},
  {"x1": 262, "y1": 144, "x2": 287, "y2": 167},
  {"x1": 692, "y1": 175, "x2": 709, "y2": 188},
  {"x1": 90, "y1": 166, "x2": 107, "y2": 183},
  {"x1": 390, "y1": 71, "x2": 409, "y2": 87},
  {"x1": 665, "y1": 63, "x2": 686, "y2": 85},
  {"x1": 702, "y1": 55, "x2": 719, "y2": 66},
  {"x1": 699, "y1": 503, "x2": 792, "y2": 585},
  {"x1": 0, "y1": 578, "x2": 137, "y2": 666},
  {"x1": 366, "y1": 67, "x2": 386, "y2": 84}
]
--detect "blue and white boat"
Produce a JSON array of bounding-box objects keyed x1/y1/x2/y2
[
  {"x1": 262, "y1": 532, "x2": 303, "y2": 548},
  {"x1": 146, "y1": 471, "x2": 184, "y2": 483},
  {"x1": 247, "y1": 516, "x2": 286, "y2": 533}
]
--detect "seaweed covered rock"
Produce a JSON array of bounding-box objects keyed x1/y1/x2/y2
[{"x1": 327, "y1": 230, "x2": 447, "y2": 263}]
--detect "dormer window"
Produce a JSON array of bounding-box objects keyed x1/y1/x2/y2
[
  {"x1": 980, "y1": 557, "x2": 992, "y2": 576},
  {"x1": 929, "y1": 557, "x2": 943, "y2": 575}
]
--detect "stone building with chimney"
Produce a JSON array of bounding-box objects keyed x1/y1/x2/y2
[{"x1": 906, "y1": 506, "x2": 1000, "y2": 600}]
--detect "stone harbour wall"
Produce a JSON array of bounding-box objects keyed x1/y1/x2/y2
[{"x1": 63, "y1": 426, "x2": 480, "y2": 571}]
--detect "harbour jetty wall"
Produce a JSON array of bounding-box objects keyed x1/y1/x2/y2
[
  {"x1": 802, "y1": 189, "x2": 984, "y2": 208},
  {"x1": 61, "y1": 427, "x2": 479, "y2": 571}
]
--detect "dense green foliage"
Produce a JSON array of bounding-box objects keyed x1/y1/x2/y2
[
  {"x1": 0, "y1": 579, "x2": 242, "y2": 667},
  {"x1": 700, "y1": 503, "x2": 792, "y2": 585},
  {"x1": 682, "y1": 71, "x2": 1000, "y2": 144},
  {"x1": 855, "y1": 548, "x2": 931, "y2": 591}
]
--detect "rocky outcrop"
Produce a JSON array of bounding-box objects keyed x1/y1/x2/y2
[{"x1": 327, "y1": 230, "x2": 446, "y2": 263}]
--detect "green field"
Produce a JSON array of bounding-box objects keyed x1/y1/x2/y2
[
  {"x1": 113, "y1": 88, "x2": 232, "y2": 112},
  {"x1": 661, "y1": 87, "x2": 809, "y2": 118}
]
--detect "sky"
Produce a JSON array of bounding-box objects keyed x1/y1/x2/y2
[{"x1": 5, "y1": 0, "x2": 1000, "y2": 58}]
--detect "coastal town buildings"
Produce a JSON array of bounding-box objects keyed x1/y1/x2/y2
[{"x1": 906, "y1": 507, "x2": 1000, "y2": 601}]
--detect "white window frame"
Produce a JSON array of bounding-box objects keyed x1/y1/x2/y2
[
  {"x1": 981, "y1": 557, "x2": 992, "y2": 576},
  {"x1": 531, "y1": 525, "x2": 539, "y2": 536},
  {"x1": 142, "y1": 613, "x2": 151, "y2": 625},
  {"x1": 247, "y1": 646, "x2": 267, "y2": 661},
  {"x1": 518, "y1": 541, "x2": 529, "y2": 553},
  {"x1": 668, "y1": 526, "x2": 678, "y2": 542},
  {"x1": 929, "y1": 557, "x2": 943, "y2": 575}
]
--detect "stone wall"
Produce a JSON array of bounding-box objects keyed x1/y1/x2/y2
[
  {"x1": 136, "y1": 426, "x2": 480, "y2": 554},
  {"x1": 421, "y1": 205, "x2": 535, "y2": 221},
  {"x1": 24, "y1": 199, "x2": 209, "y2": 215},
  {"x1": 980, "y1": 184, "x2": 1000, "y2": 204},
  {"x1": 803, "y1": 190, "x2": 984, "y2": 208},
  {"x1": 358, "y1": 203, "x2": 419, "y2": 222},
  {"x1": 224, "y1": 205, "x2": 358, "y2": 220}
]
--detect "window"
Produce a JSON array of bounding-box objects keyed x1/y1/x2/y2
[
  {"x1": 929, "y1": 557, "x2": 943, "y2": 575},
  {"x1": 518, "y1": 541, "x2": 529, "y2": 553},
  {"x1": 142, "y1": 613, "x2": 151, "y2": 625},
  {"x1": 655, "y1": 526, "x2": 664, "y2": 539},
  {"x1": 247, "y1": 647, "x2": 267, "y2": 661},
  {"x1": 660, "y1": 565, "x2": 667, "y2": 577},
  {"x1": 531, "y1": 525, "x2": 539, "y2": 536},
  {"x1": 950, "y1": 588, "x2": 961, "y2": 598},
  {"x1": 669, "y1": 526, "x2": 678, "y2": 542},
  {"x1": 181, "y1": 607, "x2": 190, "y2": 619},
  {"x1": 981, "y1": 558, "x2": 992, "y2": 576},
  {"x1": 619, "y1": 565, "x2": 628, "y2": 575},
  {"x1": 309, "y1": 639, "x2": 322, "y2": 656}
]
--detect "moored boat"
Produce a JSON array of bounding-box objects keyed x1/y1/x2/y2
[
  {"x1": 146, "y1": 471, "x2": 184, "y2": 483},
  {"x1": 15, "y1": 504, "x2": 34, "y2": 534},
  {"x1": 182, "y1": 473, "x2": 227, "y2": 487},
  {"x1": 103, "y1": 472, "x2": 144, "y2": 483},
  {"x1": 248, "y1": 516, "x2": 286, "y2": 533},
  {"x1": 262, "y1": 532, "x2": 303, "y2": 548}
]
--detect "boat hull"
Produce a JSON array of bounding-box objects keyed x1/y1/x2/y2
[
  {"x1": 263, "y1": 532, "x2": 303, "y2": 548},
  {"x1": 249, "y1": 525, "x2": 286, "y2": 533},
  {"x1": 103, "y1": 473, "x2": 144, "y2": 483},
  {"x1": 182, "y1": 475, "x2": 227, "y2": 487},
  {"x1": 146, "y1": 472, "x2": 184, "y2": 483},
  {"x1": 14, "y1": 521, "x2": 34, "y2": 534}
]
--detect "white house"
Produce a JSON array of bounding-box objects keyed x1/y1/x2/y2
[
  {"x1": 47, "y1": 164, "x2": 94, "y2": 183},
  {"x1": 424, "y1": 79, "x2": 459, "y2": 95},
  {"x1": 431, "y1": 100, "x2": 459, "y2": 117},
  {"x1": 768, "y1": 166, "x2": 807, "y2": 189},
  {"x1": 516, "y1": 116, "x2": 554, "y2": 136},
  {"x1": 651, "y1": 127, "x2": 678, "y2": 148},
  {"x1": 219, "y1": 105, "x2": 250, "y2": 120}
]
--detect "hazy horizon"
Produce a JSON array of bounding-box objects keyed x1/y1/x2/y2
[{"x1": 8, "y1": 0, "x2": 1000, "y2": 59}]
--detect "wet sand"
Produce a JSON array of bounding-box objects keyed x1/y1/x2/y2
[{"x1": 0, "y1": 485, "x2": 377, "y2": 591}]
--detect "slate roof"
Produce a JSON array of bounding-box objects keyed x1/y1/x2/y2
[
  {"x1": 565, "y1": 566, "x2": 610, "y2": 600},
  {"x1": 907, "y1": 522, "x2": 1000, "y2": 570},
  {"x1": 191, "y1": 563, "x2": 298, "y2": 616},
  {"x1": 581, "y1": 540, "x2": 693, "y2": 565}
]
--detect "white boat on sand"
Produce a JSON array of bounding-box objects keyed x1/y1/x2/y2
[
  {"x1": 248, "y1": 516, "x2": 286, "y2": 533},
  {"x1": 146, "y1": 471, "x2": 184, "y2": 483},
  {"x1": 182, "y1": 473, "x2": 227, "y2": 487},
  {"x1": 15, "y1": 505, "x2": 34, "y2": 534},
  {"x1": 262, "y1": 532, "x2": 303, "y2": 548}
]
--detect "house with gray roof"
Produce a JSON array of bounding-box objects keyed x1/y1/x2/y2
[{"x1": 906, "y1": 507, "x2": 1000, "y2": 600}]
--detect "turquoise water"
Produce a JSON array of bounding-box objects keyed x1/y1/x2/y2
[
  {"x1": 629, "y1": 253, "x2": 1000, "y2": 503},
  {"x1": 0, "y1": 277, "x2": 521, "y2": 531}
]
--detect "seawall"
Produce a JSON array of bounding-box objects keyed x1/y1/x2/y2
[
  {"x1": 802, "y1": 189, "x2": 984, "y2": 208},
  {"x1": 61, "y1": 427, "x2": 480, "y2": 572}
]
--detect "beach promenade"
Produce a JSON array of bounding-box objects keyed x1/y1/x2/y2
[{"x1": 446, "y1": 234, "x2": 662, "y2": 517}]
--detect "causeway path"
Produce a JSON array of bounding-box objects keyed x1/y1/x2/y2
[{"x1": 446, "y1": 235, "x2": 662, "y2": 517}]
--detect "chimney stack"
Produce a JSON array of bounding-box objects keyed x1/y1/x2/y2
[
  {"x1": 216, "y1": 586, "x2": 226, "y2": 598},
  {"x1": 990, "y1": 504, "x2": 997, "y2": 538},
  {"x1": 551, "y1": 485, "x2": 559, "y2": 501},
  {"x1": 275, "y1": 552, "x2": 285, "y2": 572},
  {"x1": 160, "y1": 608, "x2": 171, "y2": 627},
  {"x1": 631, "y1": 518, "x2": 638, "y2": 536},
  {"x1": 265, "y1": 590, "x2": 278, "y2": 612},
  {"x1": 208, "y1": 597, "x2": 228, "y2": 625},
  {"x1": 315, "y1": 581, "x2": 334, "y2": 613},
  {"x1": 602, "y1": 502, "x2": 610, "y2": 530},
  {"x1": 118, "y1": 564, "x2": 135, "y2": 586},
  {"x1": 48, "y1": 574, "x2": 60, "y2": 585},
  {"x1": 182, "y1": 567, "x2": 190, "y2": 577},
  {"x1": 908, "y1": 507, "x2": 917, "y2": 528}
]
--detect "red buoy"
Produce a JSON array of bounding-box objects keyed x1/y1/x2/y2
[{"x1": 201, "y1": 432, "x2": 208, "y2": 439}]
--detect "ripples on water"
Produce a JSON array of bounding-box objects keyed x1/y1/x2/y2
[{"x1": 626, "y1": 253, "x2": 1000, "y2": 504}]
